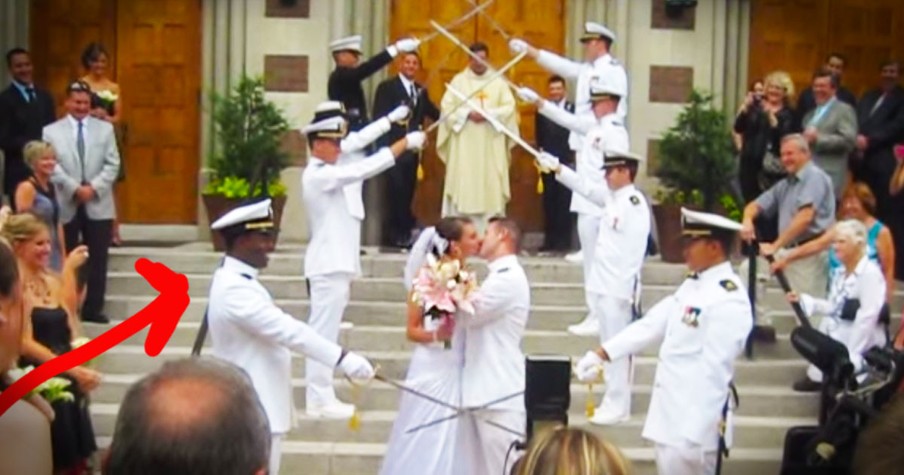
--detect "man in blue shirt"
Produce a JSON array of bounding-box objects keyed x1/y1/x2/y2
[{"x1": 0, "y1": 48, "x2": 56, "y2": 208}]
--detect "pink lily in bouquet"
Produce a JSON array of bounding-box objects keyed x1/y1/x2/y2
[{"x1": 411, "y1": 254, "x2": 478, "y2": 348}]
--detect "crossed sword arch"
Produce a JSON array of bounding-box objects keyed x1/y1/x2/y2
[{"x1": 363, "y1": 2, "x2": 548, "y2": 437}]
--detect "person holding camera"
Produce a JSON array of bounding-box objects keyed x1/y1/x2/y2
[
  {"x1": 734, "y1": 71, "x2": 798, "y2": 205},
  {"x1": 785, "y1": 219, "x2": 887, "y2": 392},
  {"x1": 575, "y1": 208, "x2": 752, "y2": 475}
]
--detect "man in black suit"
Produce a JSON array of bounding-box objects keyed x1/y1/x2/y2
[
  {"x1": 373, "y1": 52, "x2": 440, "y2": 248},
  {"x1": 536, "y1": 75, "x2": 575, "y2": 253},
  {"x1": 796, "y1": 53, "x2": 858, "y2": 130},
  {"x1": 0, "y1": 48, "x2": 56, "y2": 207},
  {"x1": 328, "y1": 35, "x2": 420, "y2": 131},
  {"x1": 856, "y1": 60, "x2": 904, "y2": 278}
]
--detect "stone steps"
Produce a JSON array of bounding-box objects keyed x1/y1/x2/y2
[
  {"x1": 89, "y1": 402, "x2": 808, "y2": 448},
  {"x1": 88, "y1": 371, "x2": 818, "y2": 419},
  {"x1": 103, "y1": 272, "x2": 904, "y2": 309},
  {"x1": 92, "y1": 435, "x2": 783, "y2": 475}
]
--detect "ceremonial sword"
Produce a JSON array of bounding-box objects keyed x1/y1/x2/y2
[
  {"x1": 424, "y1": 50, "x2": 527, "y2": 134},
  {"x1": 429, "y1": 20, "x2": 521, "y2": 93},
  {"x1": 419, "y1": 0, "x2": 495, "y2": 44},
  {"x1": 465, "y1": 0, "x2": 513, "y2": 41},
  {"x1": 370, "y1": 373, "x2": 525, "y2": 437}
]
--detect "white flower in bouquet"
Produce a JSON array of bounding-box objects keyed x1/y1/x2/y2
[
  {"x1": 96, "y1": 90, "x2": 118, "y2": 106},
  {"x1": 7, "y1": 366, "x2": 75, "y2": 404}
]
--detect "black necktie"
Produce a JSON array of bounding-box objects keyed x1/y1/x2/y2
[
  {"x1": 409, "y1": 84, "x2": 417, "y2": 105},
  {"x1": 26, "y1": 87, "x2": 36, "y2": 103}
]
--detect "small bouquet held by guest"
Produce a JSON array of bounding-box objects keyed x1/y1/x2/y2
[
  {"x1": 409, "y1": 233, "x2": 478, "y2": 349},
  {"x1": 95, "y1": 90, "x2": 118, "y2": 109},
  {"x1": 7, "y1": 366, "x2": 75, "y2": 404}
]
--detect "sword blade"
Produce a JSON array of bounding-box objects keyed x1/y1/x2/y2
[
  {"x1": 445, "y1": 83, "x2": 541, "y2": 158},
  {"x1": 429, "y1": 20, "x2": 518, "y2": 91},
  {"x1": 425, "y1": 50, "x2": 527, "y2": 134},
  {"x1": 373, "y1": 374, "x2": 459, "y2": 411},
  {"x1": 405, "y1": 391, "x2": 525, "y2": 434},
  {"x1": 420, "y1": 0, "x2": 495, "y2": 43},
  {"x1": 466, "y1": 0, "x2": 512, "y2": 41}
]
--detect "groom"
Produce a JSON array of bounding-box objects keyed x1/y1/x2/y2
[{"x1": 459, "y1": 216, "x2": 531, "y2": 475}]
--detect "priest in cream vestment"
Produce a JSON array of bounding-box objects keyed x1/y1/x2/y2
[{"x1": 437, "y1": 42, "x2": 519, "y2": 230}]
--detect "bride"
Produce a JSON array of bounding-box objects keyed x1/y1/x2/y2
[{"x1": 379, "y1": 217, "x2": 481, "y2": 475}]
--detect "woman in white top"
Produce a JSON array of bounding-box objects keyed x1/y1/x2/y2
[
  {"x1": 379, "y1": 217, "x2": 481, "y2": 475},
  {"x1": 788, "y1": 219, "x2": 887, "y2": 390}
]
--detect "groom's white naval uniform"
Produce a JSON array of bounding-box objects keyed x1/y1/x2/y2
[
  {"x1": 461, "y1": 252, "x2": 531, "y2": 475},
  {"x1": 302, "y1": 106, "x2": 424, "y2": 418},
  {"x1": 206, "y1": 199, "x2": 375, "y2": 474}
]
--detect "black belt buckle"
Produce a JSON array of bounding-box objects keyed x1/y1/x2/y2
[{"x1": 787, "y1": 232, "x2": 824, "y2": 249}]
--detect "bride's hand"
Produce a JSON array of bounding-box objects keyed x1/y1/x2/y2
[{"x1": 435, "y1": 319, "x2": 455, "y2": 341}]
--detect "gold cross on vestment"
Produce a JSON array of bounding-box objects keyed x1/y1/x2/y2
[{"x1": 476, "y1": 90, "x2": 488, "y2": 108}]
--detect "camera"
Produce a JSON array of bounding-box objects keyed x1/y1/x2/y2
[{"x1": 779, "y1": 327, "x2": 904, "y2": 474}]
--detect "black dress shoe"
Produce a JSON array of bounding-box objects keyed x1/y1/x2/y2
[
  {"x1": 792, "y1": 377, "x2": 821, "y2": 393},
  {"x1": 82, "y1": 314, "x2": 110, "y2": 324}
]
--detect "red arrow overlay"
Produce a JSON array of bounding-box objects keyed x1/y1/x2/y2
[{"x1": 0, "y1": 258, "x2": 190, "y2": 416}]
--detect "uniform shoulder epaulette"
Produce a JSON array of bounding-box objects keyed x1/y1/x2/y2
[
  {"x1": 240, "y1": 273, "x2": 254, "y2": 280},
  {"x1": 610, "y1": 119, "x2": 623, "y2": 127},
  {"x1": 629, "y1": 195, "x2": 640, "y2": 205},
  {"x1": 496, "y1": 267, "x2": 510, "y2": 274},
  {"x1": 609, "y1": 58, "x2": 621, "y2": 66},
  {"x1": 719, "y1": 279, "x2": 738, "y2": 291}
]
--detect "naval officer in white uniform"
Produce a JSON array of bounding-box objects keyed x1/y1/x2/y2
[
  {"x1": 510, "y1": 21, "x2": 628, "y2": 271},
  {"x1": 517, "y1": 75, "x2": 629, "y2": 339},
  {"x1": 537, "y1": 145, "x2": 649, "y2": 425},
  {"x1": 302, "y1": 105, "x2": 426, "y2": 419},
  {"x1": 207, "y1": 198, "x2": 376, "y2": 474},
  {"x1": 576, "y1": 208, "x2": 753, "y2": 475},
  {"x1": 458, "y1": 216, "x2": 531, "y2": 475}
]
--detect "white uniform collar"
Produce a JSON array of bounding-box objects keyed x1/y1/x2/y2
[
  {"x1": 697, "y1": 261, "x2": 733, "y2": 280},
  {"x1": 591, "y1": 53, "x2": 611, "y2": 67},
  {"x1": 612, "y1": 183, "x2": 636, "y2": 199},
  {"x1": 488, "y1": 254, "x2": 518, "y2": 273},
  {"x1": 223, "y1": 256, "x2": 260, "y2": 279}
]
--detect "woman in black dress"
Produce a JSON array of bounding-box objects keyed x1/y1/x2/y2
[{"x1": 2, "y1": 212, "x2": 101, "y2": 474}]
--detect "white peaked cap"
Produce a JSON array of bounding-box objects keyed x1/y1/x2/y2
[
  {"x1": 301, "y1": 115, "x2": 348, "y2": 139},
  {"x1": 581, "y1": 22, "x2": 616, "y2": 43},
  {"x1": 314, "y1": 101, "x2": 345, "y2": 114},
  {"x1": 211, "y1": 198, "x2": 274, "y2": 231},
  {"x1": 602, "y1": 147, "x2": 644, "y2": 167},
  {"x1": 681, "y1": 207, "x2": 743, "y2": 236},
  {"x1": 329, "y1": 35, "x2": 363, "y2": 54}
]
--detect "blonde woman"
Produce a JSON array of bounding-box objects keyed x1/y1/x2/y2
[
  {"x1": 15, "y1": 141, "x2": 66, "y2": 271},
  {"x1": 515, "y1": 426, "x2": 632, "y2": 475},
  {"x1": 786, "y1": 219, "x2": 887, "y2": 392},
  {"x1": 2, "y1": 213, "x2": 100, "y2": 474},
  {"x1": 734, "y1": 70, "x2": 799, "y2": 204}
]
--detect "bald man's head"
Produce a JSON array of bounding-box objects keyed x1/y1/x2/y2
[{"x1": 105, "y1": 358, "x2": 270, "y2": 475}]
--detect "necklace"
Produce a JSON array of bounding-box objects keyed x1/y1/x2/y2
[{"x1": 24, "y1": 273, "x2": 54, "y2": 307}]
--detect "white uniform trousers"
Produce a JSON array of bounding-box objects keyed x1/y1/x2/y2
[
  {"x1": 591, "y1": 293, "x2": 634, "y2": 414},
  {"x1": 270, "y1": 434, "x2": 283, "y2": 474},
  {"x1": 655, "y1": 443, "x2": 718, "y2": 475},
  {"x1": 305, "y1": 272, "x2": 353, "y2": 407},
  {"x1": 470, "y1": 409, "x2": 526, "y2": 475},
  {"x1": 577, "y1": 214, "x2": 601, "y2": 313}
]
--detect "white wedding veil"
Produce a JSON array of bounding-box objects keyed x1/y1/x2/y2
[{"x1": 403, "y1": 226, "x2": 449, "y2": 290}]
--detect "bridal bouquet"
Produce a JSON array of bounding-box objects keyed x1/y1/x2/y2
[
  {"x1": 96, "y1": 90, "x2": 118, "y2": 108},
  {"x1": 7, "y1": 366, "x2": 75, "y2": 404},
  {"x1": 411, "y1": 254, "x2": 478, "y2": 349}
]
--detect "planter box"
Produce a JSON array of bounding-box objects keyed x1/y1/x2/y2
[
  {"x1": 652, "y1": 204, "x2": 685, "y2": 263},
  {"x1": 202, "y1": 195, "x2": 288, "y2": 252}
]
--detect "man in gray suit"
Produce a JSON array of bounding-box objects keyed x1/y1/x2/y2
[
  {"x1": 45, "y1": 80, "x2": 120, "y2": 323},
  {"x1": 802, "y1": 67, "x2": 858, "y2": 199}
]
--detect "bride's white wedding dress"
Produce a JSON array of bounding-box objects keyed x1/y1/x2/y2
[{"x1": 378, "y1": 322, "x2": 469, "y2": 475}]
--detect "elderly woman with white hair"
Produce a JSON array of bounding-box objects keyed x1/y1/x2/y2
[{"x1": 787, "y1": 219, "x2": 888, "y2": 392}]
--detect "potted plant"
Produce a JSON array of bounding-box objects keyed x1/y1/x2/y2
[
  {"x1": 202, "y1": 76, "x2": 291, "y2": 251},
  {"x1": 652, "y1": 89, "x2": 737, "y2": 262}
]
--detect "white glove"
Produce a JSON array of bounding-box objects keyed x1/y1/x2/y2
[
  {"x1": 395, "y1": 38, "x2": 420, "y2": 53},
  {"x1": 516, "y1": 87, "x2": 541, "y2": 104},
  {"x1": 509, "y1": 38, "x2": 529, "y2": 54},
  {"x1": 405, "y1": 131, "x2": 427, "y2": 151},
  {"x1": 338, "y1": 351, "x2": 375, "y2": 381},
  {"x1": 537, "y1": 152, "x2": 561, "y2": 171},
  {"x1": 388, "y1": 105, "x2": 410, "y2": 123},
  {"x1": 575, "y1": 350, "x2": 605, "y2": 382}
]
